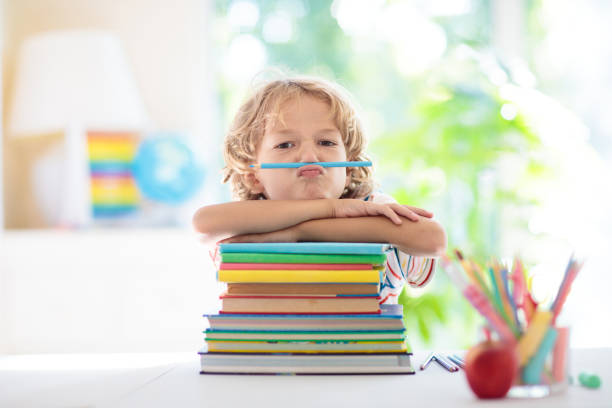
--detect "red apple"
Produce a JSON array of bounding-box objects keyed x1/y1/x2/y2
[{"x1": 464, "y1": 340, "x2": 519, "y2": 399}]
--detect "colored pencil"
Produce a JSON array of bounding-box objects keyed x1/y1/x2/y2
[
  {"x1": 447, "y1": 354, "x2": 465, "y2": 369},
  {"x1": 433, "y1": 354, "x2": 459, "y2": 372},
  {"x1": 551, "y1": 256, "x2": 575, "y2": 311},
  {"x1": 487, "y1": 266, "x2": 519, "y2": 337},
  {"x1": 551, "y1": 257, "x2": 583, "y2": 324},
  {"x1": 455, "y1": 250, "x2": 491, "y2": 298},
  {"x1": 464, "y1": 285, "x2": 517, "y2": 343},
  {"x1": 249, "y1": 161, "x2": 372, "y2": 169},
  {"x1": 501, "y1": 267, "x2": 521, "y2": 332},
  {"x1": 449, "y1": 253, "x2": 518, "y2": 341},
  {"x1": 510, "y1": 258, "x2": 527, "y2": 309},
  {"x1": 448, "y1": 250, "x2": 583, "y2": 387},
  {"x1": 491, "y1": 262, "x2": 514, "y2": 325}
]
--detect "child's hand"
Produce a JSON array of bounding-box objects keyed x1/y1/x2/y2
[
  {"x1": 331, "y1": 199, "x2": 433, "y2": 225},
  {"x1": 219, "y1": 226, "x2": 300, "y2": 244}
]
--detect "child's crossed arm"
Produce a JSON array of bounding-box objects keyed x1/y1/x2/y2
[{"x1": 193, "y1": 199, "x2": 446, "y2": 257}]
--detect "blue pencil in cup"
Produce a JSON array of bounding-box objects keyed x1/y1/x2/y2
[{"x1": 249, "y1": 161, "x2": 372, "y2": 169}]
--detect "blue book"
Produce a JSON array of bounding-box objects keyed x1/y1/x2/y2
[{"x1": 219, "y1": 242, "x2": 393, "y2": 255}]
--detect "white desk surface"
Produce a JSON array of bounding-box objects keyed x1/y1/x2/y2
[{"x1": 1, "y1": 349, "x2": 609, "y2": 408}]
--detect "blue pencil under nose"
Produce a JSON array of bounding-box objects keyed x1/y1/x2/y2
[{"x1": 250, "y1": 161, "x2": 372, "y2": 169}]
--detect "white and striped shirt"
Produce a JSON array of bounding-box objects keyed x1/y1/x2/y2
[{"x1": 364, "y1": 192, "x2": 437, "y2": 304}]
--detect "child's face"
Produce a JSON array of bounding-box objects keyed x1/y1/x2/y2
[{"x1": 249, "y1": 95, "x2": 350, "y2": 200}]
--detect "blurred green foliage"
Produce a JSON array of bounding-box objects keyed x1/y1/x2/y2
[{"x1": 213, "y1": 0, "x2": 550, "y2": 348}]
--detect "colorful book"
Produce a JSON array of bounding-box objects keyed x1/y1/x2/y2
[
  {"x1": 199, "y1": 351, "x2": 415, "y2": 375},
  {"x1": 220, "y1": 294, "x2": 380, "y2": 314},
  {"x1": 204, "y1": 329, "x2": 406, "y2": 341},
  {"x1": 205, "y1": 340, "x2": 408, "y2": 353},
  {"x1": 205, "y1": 318, "x2": 405, "y2": 331},
  {"x1": 217, "y1": 268, "x2": 381, "y2": 283},
  {"x1": 226, "y1": 282, "x2": 379, "y2": 296},
  {"x1": 205, "y1": 305, "x2": 405, "y2": 330},
  {"x1": 220, "y1": 263, "x2": 375, "y2": 270},
  {"x1": 219, "y1": 242, "x2": 392, "y2": 255},
  {"x1": 221, "y1": 252, "x2": 387, "y2": 265}
]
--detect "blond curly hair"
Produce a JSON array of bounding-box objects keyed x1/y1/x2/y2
[{"x1": 222, "y1": 76, "x2": 374, "y2": 200}]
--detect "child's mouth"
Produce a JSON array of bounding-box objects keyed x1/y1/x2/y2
[
  {"x1": 300, "y1": 169, "x2": 322, "y2": 178},
  {"x1": 297, "y1": 165, "x2": 324, "y2": 178}
]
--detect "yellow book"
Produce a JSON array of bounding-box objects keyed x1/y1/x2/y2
[{"x1": 217, "y1": 269, "x2": 381, "y2": 283}]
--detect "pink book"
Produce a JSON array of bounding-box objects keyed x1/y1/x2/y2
[{"x1": 219, "y1": 263, "x2": 374, "y2": 270}]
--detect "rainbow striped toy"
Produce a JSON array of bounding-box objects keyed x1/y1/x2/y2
[{"x1": 87, "y1": 131, "x2": 140, "y2": 218}]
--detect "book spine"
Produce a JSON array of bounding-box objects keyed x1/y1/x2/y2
[
  {"x1": 221, "y1": 297, "x2": 380, "y2": 314},
  {"x1": 226, "y1": 283, "x2": 379, "y2": 295},
  {"x1": 221, "y1": 253, "x2": 387, "y2": 264},
  {"x1": 220, "y1": 263, "x2": 374, "y2": 270},
  {"x1": 219, "y1": 243, "x2": 391, "y2": 255},
  {"x1": 218, "y1": 269, "x2": 380, "y2": 283}
]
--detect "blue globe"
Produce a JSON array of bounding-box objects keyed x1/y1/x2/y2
[{"x1": 133, "y1": 135, "x2": 204, "y2": 204}]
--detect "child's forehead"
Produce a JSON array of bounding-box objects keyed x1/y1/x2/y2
[
  {"x1": 266, "y1": 94, "x2": 336, "y2": 128},
  {"x1": 264, "y1": 128, "x2": 341, "y2": 140}
]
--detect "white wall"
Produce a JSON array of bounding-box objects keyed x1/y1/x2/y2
[
  {"x1": 0, "y1": 230, "x2": 222, "y2": 353},
  {"x1": 0, "y1": 0, "x2": 4, "y2": 230},
  {"x1": 0, "y1": 0, "x2": 225, "y2": 353}
]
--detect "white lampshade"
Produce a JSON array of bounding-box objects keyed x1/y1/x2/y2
[
  {"x1": 7, "y1": 30, "x2": 150, "y2": 227},
  {"x1": 9, "y1": 29, "x2": 150, "y2": 136}
]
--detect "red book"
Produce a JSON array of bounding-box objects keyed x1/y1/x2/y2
[{"x1": 219, "y1": 262, "x2": 374, "y2": 270}]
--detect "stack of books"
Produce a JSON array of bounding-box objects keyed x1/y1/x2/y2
[{"x1": 199, "y1": 242, "x2": 415, "y2": 375}]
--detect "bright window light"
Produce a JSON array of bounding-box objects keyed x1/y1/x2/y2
[
  {"x1": 377, "y1": 4, "x2": 447, "y2": 76},
  {"x1": 225, "y1": 34, "x2": 267, "y2": 83},
  {"x1": 228, "y1": 1, "x2": 260, "y2": 30},
  {"x1": 331, "y1": 0, "x2": 385, "y2": 37},
  {"x1": 263, "y1": 11, "x2": 294, "y2": 43},
  {"x1": 500, "y1": 103, "x2": 518, "y2": 120}
]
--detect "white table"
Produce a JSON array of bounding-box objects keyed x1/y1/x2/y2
[{"x1": 1, "y1": 349, "x2": 609, "y2": 407}]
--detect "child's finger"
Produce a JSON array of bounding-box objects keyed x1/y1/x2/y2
[
  {"x1": 401, "y1": 209, "x2": 420, "y2": 222},
  {"x1": 380, "y1": 206, "x2": 402, "y2": 225},
  {"x1": 393, "y1": 204, "x2": 419, "y2": 222},
  {"x1": 406, "y1": 206, "x2": 433, "y2": 217}
]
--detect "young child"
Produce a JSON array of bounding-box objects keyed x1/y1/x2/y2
[{"x1": 193, "y1": 76, "x2": 447, "y2": 304}]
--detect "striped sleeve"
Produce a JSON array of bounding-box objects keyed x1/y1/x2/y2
[{"x1": 368, "y1": 192, "x2": 437, "y2": 304}]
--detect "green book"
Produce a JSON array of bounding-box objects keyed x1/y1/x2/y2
[{"x1": 221, "y1": 252, "x2": 387, "y2": 265}]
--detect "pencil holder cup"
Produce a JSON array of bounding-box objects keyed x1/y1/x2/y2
[{"x1": 508, "y1": 326, "x2": 570, "y2": 398}]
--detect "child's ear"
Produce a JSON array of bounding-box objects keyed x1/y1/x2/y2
[{"x1": 244, "y1": 171, "x2": 265, "y2": 195}]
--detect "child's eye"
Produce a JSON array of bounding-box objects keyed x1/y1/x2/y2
[
  {"x1": 319, "y1": 140, "x2": 337, "y2": 147},
  {"x1": 275, "y1": 142, "x2": 295, "y2": 149}
]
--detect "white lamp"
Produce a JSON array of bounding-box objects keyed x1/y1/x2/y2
[{"x1": 8, "y1": 30, "x2": 150, "y2": 227}]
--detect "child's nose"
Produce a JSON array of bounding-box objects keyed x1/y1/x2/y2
[{"x1": 298, "y1": 143, "x2": 319, "y2": 163}]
